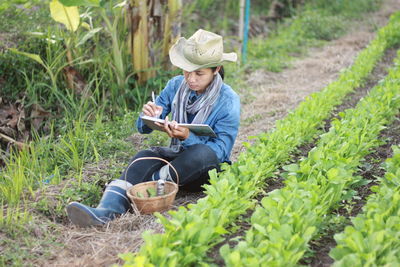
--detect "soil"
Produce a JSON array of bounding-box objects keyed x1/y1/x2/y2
[{"x1": 4, "y1": 0, "x2": 400, "y2": 266}]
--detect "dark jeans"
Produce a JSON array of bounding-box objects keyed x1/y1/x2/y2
[{"x1": 118, "y1": 144, "x2": 220, "y2": 192}]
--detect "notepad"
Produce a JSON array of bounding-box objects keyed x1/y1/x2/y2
[{"x1": 140, "y1": 115, "x2": 217, "y2": 137}]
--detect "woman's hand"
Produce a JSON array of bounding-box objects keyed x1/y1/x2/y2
[
  {"x1": 155, "y1": 117, "x2": 189, "y2": 141},
  {"x1": 142, "y1": 101, "x2": 162, "y2": 117}
]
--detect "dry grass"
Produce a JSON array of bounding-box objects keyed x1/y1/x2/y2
[{"x1": 50, "y1": 214, "x2": 160, "y2": 267}]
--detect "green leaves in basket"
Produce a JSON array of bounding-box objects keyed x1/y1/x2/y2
[{"x1": 147, "y1": 187, "x2": 157, "y2": 197}]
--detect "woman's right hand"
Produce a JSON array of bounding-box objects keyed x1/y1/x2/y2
[{"x1": 142, "y1": 101, "x2": 163, "y2": 117}]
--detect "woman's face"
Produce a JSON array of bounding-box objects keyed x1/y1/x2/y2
[{"x1": 183, "y1": 67, "x2": 220, "y2": 94}]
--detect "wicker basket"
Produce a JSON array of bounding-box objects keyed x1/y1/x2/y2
[{"x1": 125, "y1": 157, "x2": 179, "y2": 214}]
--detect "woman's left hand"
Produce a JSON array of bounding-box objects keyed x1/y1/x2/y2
[{"x1": 155, "y1": 117, "x2": 189, "y2": 140}]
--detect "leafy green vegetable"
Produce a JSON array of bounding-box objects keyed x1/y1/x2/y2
[
  {"x1": 331, "y1": 146, "x2": 400, "y2": 266},
  {"x1": 146, "y1": 188, "x2": 157, "y2": 198},
  {"x1": 221, "y1": 41, "x2": 400, "y2": 266}
]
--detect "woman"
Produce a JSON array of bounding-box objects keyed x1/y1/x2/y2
[{"x1": 67, "y1": 29, "x2": 240, "y2": 227}]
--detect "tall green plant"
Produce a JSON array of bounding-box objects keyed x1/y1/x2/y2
[
  {"x1": 54, "y1": 0, "x2": 130, "y2": 94},
  {"x1": 8, "y1": 47, "x2": 71, "y2": 108}
]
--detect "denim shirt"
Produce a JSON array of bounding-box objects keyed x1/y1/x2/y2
[{"x1": 136, "y1": 75, "x2": 241, "y2": 163}]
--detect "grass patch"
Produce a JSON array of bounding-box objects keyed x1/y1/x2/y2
[{"x1": 0, "y1": 215, "x2": 63, "y2": 267}]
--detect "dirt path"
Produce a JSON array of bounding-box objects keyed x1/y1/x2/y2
[{"x1": 41, "y1": 1, "x2": 400, "y2": 266}]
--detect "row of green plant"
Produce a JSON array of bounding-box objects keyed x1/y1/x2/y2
[
  {"x1": 330, "y1": 145, "x2": 400, "y2": 266},
  {"x1": 221, "y1": 48, "x2": 400, "y2": 266},
  {"x1": 119, "y1": 10, "x2": 400, "y2": 267}
]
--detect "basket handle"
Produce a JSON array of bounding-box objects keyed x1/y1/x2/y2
[{"x1": 123, "y1": 156, "x2": 180, "y2": 187}]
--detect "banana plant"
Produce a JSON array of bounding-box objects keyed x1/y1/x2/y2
[
  {"x1": 56, "y1": 0, "x2": 128, "y2": 90},
  {"x1": 126, "y1": 0, "x2": 182, "y2": 84},
  {"x1": 128, "y1": 0, "x2": 152, "y2": 85},
  {"x1": 161, "y1": 0, "x2": 182, "y2": 68}
]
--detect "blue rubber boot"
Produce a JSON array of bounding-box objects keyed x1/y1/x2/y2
[{"x1": 67, "y1": 180, "x2": 132, "y2": 227}]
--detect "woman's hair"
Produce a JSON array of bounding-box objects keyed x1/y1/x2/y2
[{"x1": 211, "y1": 66, "x2": 224, "y2": 80}]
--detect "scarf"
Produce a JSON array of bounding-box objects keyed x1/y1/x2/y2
[{"x1": 168, "y1": 73, "x2": 223, "y2": 152}]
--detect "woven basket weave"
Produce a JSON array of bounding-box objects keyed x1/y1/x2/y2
[{"x1": 125, "y1": 157, "x2": 179, "y2": 214}]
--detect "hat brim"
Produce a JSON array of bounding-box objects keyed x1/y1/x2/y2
[{"x1": 169, "y1": 37, "x2": 237, "y2": 72}]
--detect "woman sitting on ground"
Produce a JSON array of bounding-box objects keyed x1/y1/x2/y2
[{"x1": 67, "y1": 29, "x2": 241, "y2": 227}]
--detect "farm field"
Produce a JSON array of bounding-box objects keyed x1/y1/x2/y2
[
  {"x1": 1, "y1": 0, "x2": 400, "y2": 266},
  {"x1": 221, "y1": 43, "x2": 400, "y2": 267},
  {"x1": 122, "y1": 10, "x2": 400, "y2": 267}
]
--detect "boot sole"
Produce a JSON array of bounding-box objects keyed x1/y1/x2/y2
[{"x1": 66, "y1": 202, "x2": 107, "y2": 227}]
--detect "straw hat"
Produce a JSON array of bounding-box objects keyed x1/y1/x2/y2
[{"x1": 169, "y1": 29, "x2": 237, "y2": 72}]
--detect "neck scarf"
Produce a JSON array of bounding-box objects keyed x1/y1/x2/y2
[{"x1": 169, "y1": 73, "x2": 223, "y2": 151}]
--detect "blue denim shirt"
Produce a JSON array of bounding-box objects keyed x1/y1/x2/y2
[{"x1": 136, "y1": 75, "x2": 240, "y2": 163}]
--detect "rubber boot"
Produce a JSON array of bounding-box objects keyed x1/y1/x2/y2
[{"x1": 66, "y1": 180, "x2": 132, "y2": 227}]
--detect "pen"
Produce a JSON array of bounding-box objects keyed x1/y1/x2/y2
[{"x1": 152, "y1": 91, "x2": 160, "y2": 117}]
